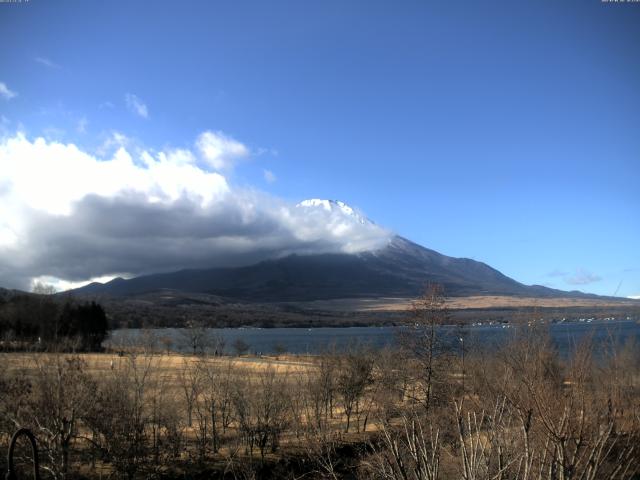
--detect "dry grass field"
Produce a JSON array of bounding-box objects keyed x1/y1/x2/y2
[
  {"x1": 1, "y1": 324, "x2": 638, "y2": 480},
  {"x1": 293, "y1": 295, "x2": 640, "y2": 312},
  {"x1": 0, "y1": 351, "x2": 316, "y2": 378},
  {"x1": 0, "y1": 351, "x2": 353, "y2": 477}
]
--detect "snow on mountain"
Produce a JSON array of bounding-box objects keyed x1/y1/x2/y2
[{"x1": 297, "y1": 199, "x2": 372, "y2": 225}]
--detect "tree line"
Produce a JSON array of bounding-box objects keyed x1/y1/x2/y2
[{"x1": 0, "y1": 289, "x2": 109, "y2": 351}]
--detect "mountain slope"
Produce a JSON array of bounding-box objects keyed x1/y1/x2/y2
[{"x1": 72, "y1": 235, "x2": 597, "y2": 301}]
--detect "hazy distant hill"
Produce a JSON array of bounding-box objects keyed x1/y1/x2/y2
[{"x1": 72, "y1": 235, "x2": 601, "y2": 302}]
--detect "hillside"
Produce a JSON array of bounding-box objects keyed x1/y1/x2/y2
[{"x1": 72, "y1": 235, "x2": 603, "y2": 302}]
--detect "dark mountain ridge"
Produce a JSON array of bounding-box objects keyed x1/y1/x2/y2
[{"x1": 72, "y1": 236, "x2": 605, "y2": 301}]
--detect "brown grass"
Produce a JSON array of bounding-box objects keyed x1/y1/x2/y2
[
  {"x1": 293, "y1": 295, "x2": 638, "y2": 312},
  {"x1": 0, "y1": 351, "x2": 316, "y2": 378}
]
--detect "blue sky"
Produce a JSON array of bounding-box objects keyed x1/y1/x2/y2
[{"x1": 0, "y1": 0, "x2": 638, "y2": 297}]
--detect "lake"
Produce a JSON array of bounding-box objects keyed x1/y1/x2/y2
[{"x1": 106, "y1": 318, "x2": 640, "y2": 356}]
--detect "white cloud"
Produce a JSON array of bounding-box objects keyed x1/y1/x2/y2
[
  {"x1": 35, "y1": 57, "x2": 61, "y2": 69},
  {"x1": 628, "y1": 295, "x2": 640, "y2": 300},
  {"x1": 196, "y1": 130, "x2": 249, "y2": 170},
  {"x1": 263, "y1": 169, "x2": 277, "y2": 183},
  {"x1": 125, "y1": 93, "x2": 149, "y2": 118},
  {"x1": 31, "y1": 274, "x2": 125, "y2": 293},
  {"x1": 0, "y1": 132, "x2": 228, "y2": 218},
  {"x1": 0, "y1": 132, "x2": 391, "y2": 289},
  {"x1": 0, "y1": 82, "x2": 17, "y2": 100}
]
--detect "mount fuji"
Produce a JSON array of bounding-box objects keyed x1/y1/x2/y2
[
  {"x1": 71, "y1": 199, "x2": 603, "y2": 302},
  {"x1": 296, "y1": 199, "x2": 373, "y2": 225}
]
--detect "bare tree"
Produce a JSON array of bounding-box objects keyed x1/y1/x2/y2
[
  {"x1": 373, "y1": 346, "x2": 410, "y2": 421},
  {"x1": 177, "y1": 358, "x2": 202, "y2": 427},
  {"x1": 295, "y1": 353, "x2": 337, "y2": 438},
  {"x1": 232, "y1": 366, "x2": 290, "y2": 463},
  {"x1": 302, "y1": 427, "x2": 344, "y2": 480},
  {"x1": 148, "y1": 364, "x2": 184, "y2": 465},
  {"x1": 195, "y1": 357, "x2": 234, "y2": 455},
  {"x1": 0, "y1": 365, "x2": 32, "y2": 438},
  {"x1": 211, "y1": 332, "x2": 227, "y2": 356},
  {"x1": 84, "y1": 353, "x2": 156, "y2": 480},
  {"x1": 464, "y1": 325, "x2": 640, "y2": 480},
  {"x1": 233, "y1": 338, "x2": 250, "y2": 356},
  {"x1": 364, "y1": 412, "x2": 441, "y2": 480},
  {"x1": 400, "y1": 283, "x2": 448, "y2": 413},
  {"x1": 180, "y1": 320, "x2": 211, "y2": 355},
  {"x1": 336, "y1": 348, "x2": 374, "y2": 433},
  {"x1": 25, "y1": 355, "x2": 94, "y2": 480}
]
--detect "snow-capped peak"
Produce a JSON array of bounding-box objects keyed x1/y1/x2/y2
[{"x1": 297, "y1": 199, "x2": 372, "y2": 225}]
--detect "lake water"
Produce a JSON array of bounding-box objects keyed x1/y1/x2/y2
[{"x1": 106, "y1": 319, "x2": 640, "y2": 356}]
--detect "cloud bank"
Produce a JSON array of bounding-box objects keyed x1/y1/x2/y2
[{"x1": 0, "y1": 132, "x2": 391, "y2": 290}]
